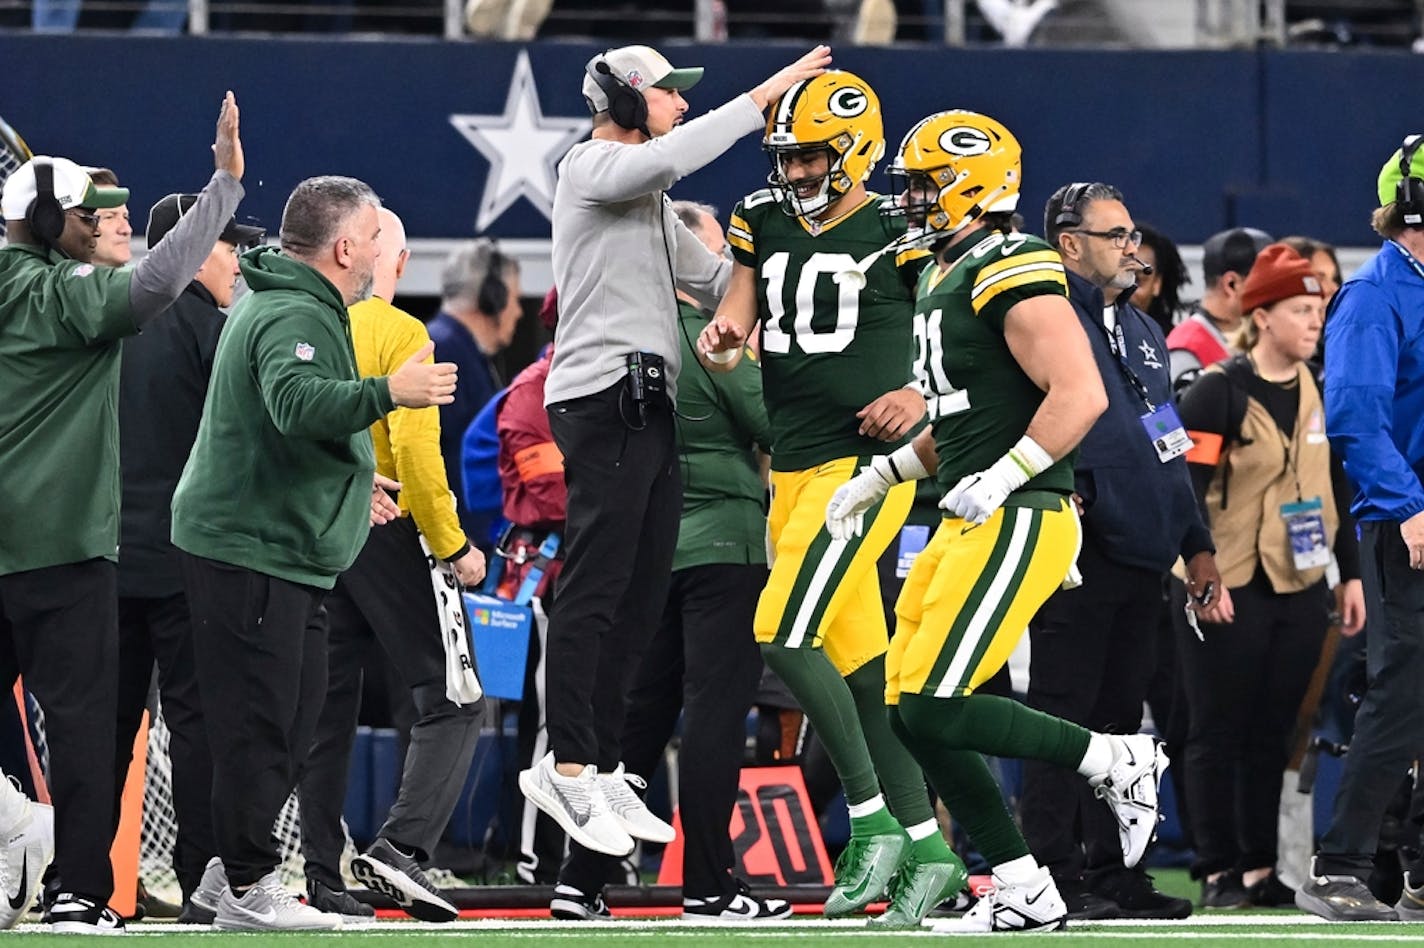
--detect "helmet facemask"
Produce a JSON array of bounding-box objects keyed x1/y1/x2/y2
[{"x1": 763, "y1": 71, "x2": 885, "y2": 223}]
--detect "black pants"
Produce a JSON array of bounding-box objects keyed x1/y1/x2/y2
[
  {"x1": 297, "y1": 518, "x2": 484, "y2": 889},
  {"x1": 183, "y1": 554, "x2": 328, "y2": 888},
  {"x1": 1179, "y1": 569, "x2": 1327, "y2": 878},
  {"x1": 561, "y1": 563, "x2": 766, "y2": 897},
  {"x1": 1319, "y1": 521, "x2": 1424, "y2": 876},
  {"x1": 544, "y1": 379, "x2": 681, "y2": 767},
  {"x1": 114, "y1": 593, "x2": 215, "y2": 901},
  {"x1": 1020, "y1": 535, "x2": 1161, "y2": 881},
  {"x1": 0, "y1": 559, "x2": 118, "y2": 900}
]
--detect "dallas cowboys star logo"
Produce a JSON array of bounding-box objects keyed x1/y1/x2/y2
[
  {"x1": 1139, "y1": 338, "x2": 1162, "y2": 369},
  {"x1": 449, "y1": 50, "x2": 590, "y2": 231}
]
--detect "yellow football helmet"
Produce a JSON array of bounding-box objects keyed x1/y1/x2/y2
[
  {"x1": 764, "y1": 71, "x2": 885, "y2": 220},
  {"x1": 885, "y1": 110, "x2": 1021, "y2": 240}
]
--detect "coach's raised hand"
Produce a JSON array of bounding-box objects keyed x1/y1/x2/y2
[
  {"x1": 213, "y1": 90, "x2": 244, "y2": 182},
  {"x1": 388, "y1": 341, "x2": 459, "y2": 407},
  {"x1": 749, "y1": 45, "x2": 832, "y2": 111}
]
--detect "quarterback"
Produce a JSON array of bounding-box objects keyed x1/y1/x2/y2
[
  {"x1": 698, "y1": 71, "x2": 963, "y2": 928},
  {"x1": 824, "y1": 110, "x2": 1169, "y2": 932}
]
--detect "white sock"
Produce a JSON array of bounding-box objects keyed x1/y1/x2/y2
[
  {"x1": 906, "y1": 818, "x2": 939, "y2": 842},
  {"x1": 846, "y1": 794, "x2": 887, "y2": 819},
  {"x1": 1076, "y1": 733, "x2": 1114, "y2": 778},
  {"x1": 994, "y1": 855, "x2": 1040, "y2": 884}
]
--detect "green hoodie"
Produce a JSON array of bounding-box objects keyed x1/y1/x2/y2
[{"x1": 171, "y1": 247, "x2": 395, "y2": 589}]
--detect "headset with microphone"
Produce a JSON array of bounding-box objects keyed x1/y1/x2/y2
[
  {"x1": 25, "y1": 160, "x2": 66, "y2": 247},
  {"x1": 1397, "y1": 133, "x2": 1424, "y2": 226},
  {"x1": 584, "y1": 53, "x2": 650, "y2": 138}
]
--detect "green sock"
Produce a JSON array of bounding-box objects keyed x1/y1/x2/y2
[
  {"x1": 914, "y1": 690, "x2": 1090, "y2": 765},
  {"x1": 893, "y1": 697, "x2": 1030, "y2": 866},
  {"x1": 847, "y1": 797, "x2": 902, "y2": 837},
  {"x1": 909, "y1": 826, "x2": 956, "y2": 863},
  {"x1": 760, "y1": 644, "x2": 880, "y2": 806},
  {"x1": 844, "y1": 654, "x2": 937, "y2": 829}
]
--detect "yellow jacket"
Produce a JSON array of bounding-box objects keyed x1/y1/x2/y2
[{"x1": 349, "y1": 297, "x2": 467, "y2": 560}]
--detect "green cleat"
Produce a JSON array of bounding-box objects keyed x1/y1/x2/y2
[
  {"x1": 823, "y1": 831, "x2": 910, "y2": 917},
  {"x1": 868, "y1": 853, "x2": 969, "y2": 929}
]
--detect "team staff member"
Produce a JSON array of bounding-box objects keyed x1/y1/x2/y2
[
  {"x1": 698, "y1": 71, "x2": 958, "y2": 928},
  {"x1": 1178, "y1": 244, "x2": 1363, "y2": 909},
  {"x1": 0, "y1": 94, "x2": 245, "y2": 935},
  {"x1": 297, "y1": 207, "x2": 487, "y2": 924},
  {"x1": 171, "y1": 176, "x2": 458, "y2": 932},
  {"x1": 113, "y1": 193, "x2": 265, "y2": 923},
  {"x1": 519, "y1": 43, "x2": 833, "y2": 860},
  {"x1": 825, "y1": 111, "x2": 1165, "y2": 934},
  {"x1": 1019, "y1": 182, "x2": 1222, "y2": 921},
  {"x1": 1298, "y1": 136, "x2": 1424, "y2": 922}
]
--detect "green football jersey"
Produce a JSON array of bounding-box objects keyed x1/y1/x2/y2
[
  {"x1": 914, "y1": 227, "x2": 1075, "y2": 505},
  {"x1": 728, "y1": 190, "x2": 925, "y2": 472}
]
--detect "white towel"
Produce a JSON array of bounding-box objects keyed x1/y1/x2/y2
[{"x1": 419, "y1": 534, "x2": 484, "y2": 706}]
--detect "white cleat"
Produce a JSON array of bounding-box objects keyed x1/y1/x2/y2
[
  {"x1": 932, "y1": 866, "x2": 1066, "y2": 933},
  {"x1": 1090, "y1": 733, "x2": 1168, "y2": 869},
  {"x1": 0, "y1": 777, "x2": 52, "y2": 930}
]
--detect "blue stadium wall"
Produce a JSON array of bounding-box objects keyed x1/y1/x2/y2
[{"x1": 0, "y1": 35, "x2": 1410, "y2": 247}]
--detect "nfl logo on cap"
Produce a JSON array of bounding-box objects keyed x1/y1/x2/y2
[{"x1": 294, "y1": 342, "x2": 315, "y2": 361}]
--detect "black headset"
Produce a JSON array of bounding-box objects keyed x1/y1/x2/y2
[
  {"x1": 584, "y1": 52, "x2": 649, "y2": 136},
  {"x1": 477, "y1": 242, "x2": 510, "y2": 316},
  {"x1": 1052, "y1": 181, "x2": 1091, "y2": 232},
  {"x1": 1398, "y1": 135, "x2": 1424, "y2": 225},
  {"x1": 26, "y1": 161, "x2": 66, "y2": 245}
]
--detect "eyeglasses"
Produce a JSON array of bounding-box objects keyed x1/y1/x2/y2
[
  {"x1": 1067, "y1": 227, "x2": 1143, "y2": 249},
  {"x1": 66, "y1": 209, "x2": 100, "y2": 229}
]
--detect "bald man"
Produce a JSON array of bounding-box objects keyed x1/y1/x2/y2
[{"x1": 296, "y1": 207, "x2": 486, "y2": 923}]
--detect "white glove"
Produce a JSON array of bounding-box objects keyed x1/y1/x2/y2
[
  {"x1": 939, "y1": 435, "x2": 1053, "y2": 525},
  {"x1": 824, "y1": 442, "x2": 930, "y2": 541},
  {"x1": 825, "y1": 465, "x2": 895, "y2": 541}
]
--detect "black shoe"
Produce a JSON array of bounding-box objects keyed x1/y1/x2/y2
[
  {"x1": 684, "y1": 880, "x2": 791, "y2": 921},
  {"x1": 43, "y1": 892, "x2": 126, "y2": 934},
  {"x1": 351, "y1": 838, "x2": 458, "y2": 922},
  {"x1": 137, "y1": 880, "x2": 181, "y2": 920},
  {"x1": 1201, "y1": 871, "x2": 1249, "y2": 908},
  {"x1": 1244, "y1": 871, "x2": 1294, "y2": 908},
  {"x1": 550, "y1": 883, "x2": 612, "y2": 920},
  {"x1": 306, "y1": 878, "x2": 375, "y2": 920},
  {"x1": 1059, "y1": 878, "x2": 1121, "y2": 920},
  {"x1": 1088, "y1": 867, "x2": 1193, "y2": 919},
  {"x1": 1297, "y1": 868, "x2": 1397, "y2": 921}
]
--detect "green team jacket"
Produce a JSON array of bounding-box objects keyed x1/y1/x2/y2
[{"x1": 171, "y1": 247, "x2": 395, "y2": 589}]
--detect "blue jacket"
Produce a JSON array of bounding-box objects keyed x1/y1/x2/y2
[
  {"x1": 1324, "y1": 241, "x2": 1424, "y2": 522},
  {"x1": 1066, "y1": 270, "x2": 1214, "y2": 571}
]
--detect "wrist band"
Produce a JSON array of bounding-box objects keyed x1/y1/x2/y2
[{"x1": 704, "y1": 347, "x2": 737, "y2": 364}]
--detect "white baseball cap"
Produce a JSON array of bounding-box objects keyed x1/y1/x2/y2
[
  {"x1": 582, "y1": 45, "x2": 703, "y2": 115},
  {"x1": 1, "y1": 156, "x2": 128, "y2": 222}
]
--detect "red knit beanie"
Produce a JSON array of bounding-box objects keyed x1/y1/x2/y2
[{"x1": 1241, "y1": 244, "x2": 1323, "y2": 312}]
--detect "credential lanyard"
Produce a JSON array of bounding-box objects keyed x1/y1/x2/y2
[
  {"x1": 1090, "y1": 308, "x2": 1158, "y2": 414},
  {"x1": 1390, "y1": 240, "x2": 1424, "y2": 282}
]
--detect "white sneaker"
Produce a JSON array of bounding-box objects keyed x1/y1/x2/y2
[
  {"x1": 518, "y1": 753, "x2": 634, "y2": 856},
  {"x1": 213, "y1": 872, "x2": 342, "y2": 931},
  {"x1": 599, "y1": 764, "x2": 675, "y2": 844},
  {"x1": 0, "y1": 778, "x2": 53, "y2": 930},
  {"x1": 1089, "y1": 733, "x2": 1167, "y2": 868},
  {"x1": 184, "y1": 856, "x2": 227, "y2": 925},
  {"x1": 932, "y1": 866, "x2": 1066, "y2": 933}
]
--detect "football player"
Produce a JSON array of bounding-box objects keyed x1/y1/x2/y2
[
  {"x1": 823, "y1": 111, "x2": 1170, "y2": 933},
  {"x1": 697, "y1": 71, "x2": 965, "y2": 928}
]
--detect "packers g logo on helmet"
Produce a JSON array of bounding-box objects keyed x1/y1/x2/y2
[
  {"x1": 764, "y1": 70, "x2": 885, "y2": 220},
  {"x1": 884, "y1": 110, "x2": 1021, "y2": 241}
]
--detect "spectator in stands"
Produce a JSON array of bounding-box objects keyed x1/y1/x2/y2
[
  {"x1": 171, "y1": 175, "x2": 458, "y2": 932},
  {"x1": 429, "y1": 240, "x2": 524, "y2": 549},
  {"x1": 0, "y1": 94, "x2": 244, "y2": 934},
  {"x1": 517, "y1": 43, "x2": 831, "y2": 878},
  {"x1": 296, "y1": 207, "x2": 486, "y2": 925},
  {"x1": 1129, "y1": 223, "x2": 1191, "y2": 337},
  {"x1": 113, "y1": 194, "x2": 264, "y2": 924},
  {"x1": 488, "y1": 286, "x2": 567, "y2": 886},
  {"x1": 1177, "y1": 243, "x2": 1364, "y2": 910},
  {"x1": 86, "y1": 168, "x2": 132, "y2": 268},
  {"x1": 1166, "y1": 227, "x2": 1272, "y2": 391},
  {"x1": 1297, "y1": 134, "x2": 1424, "y2": 923},
  {"x1": 1020, "y1": 181, "x2": 1222, "y2": 921}
]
